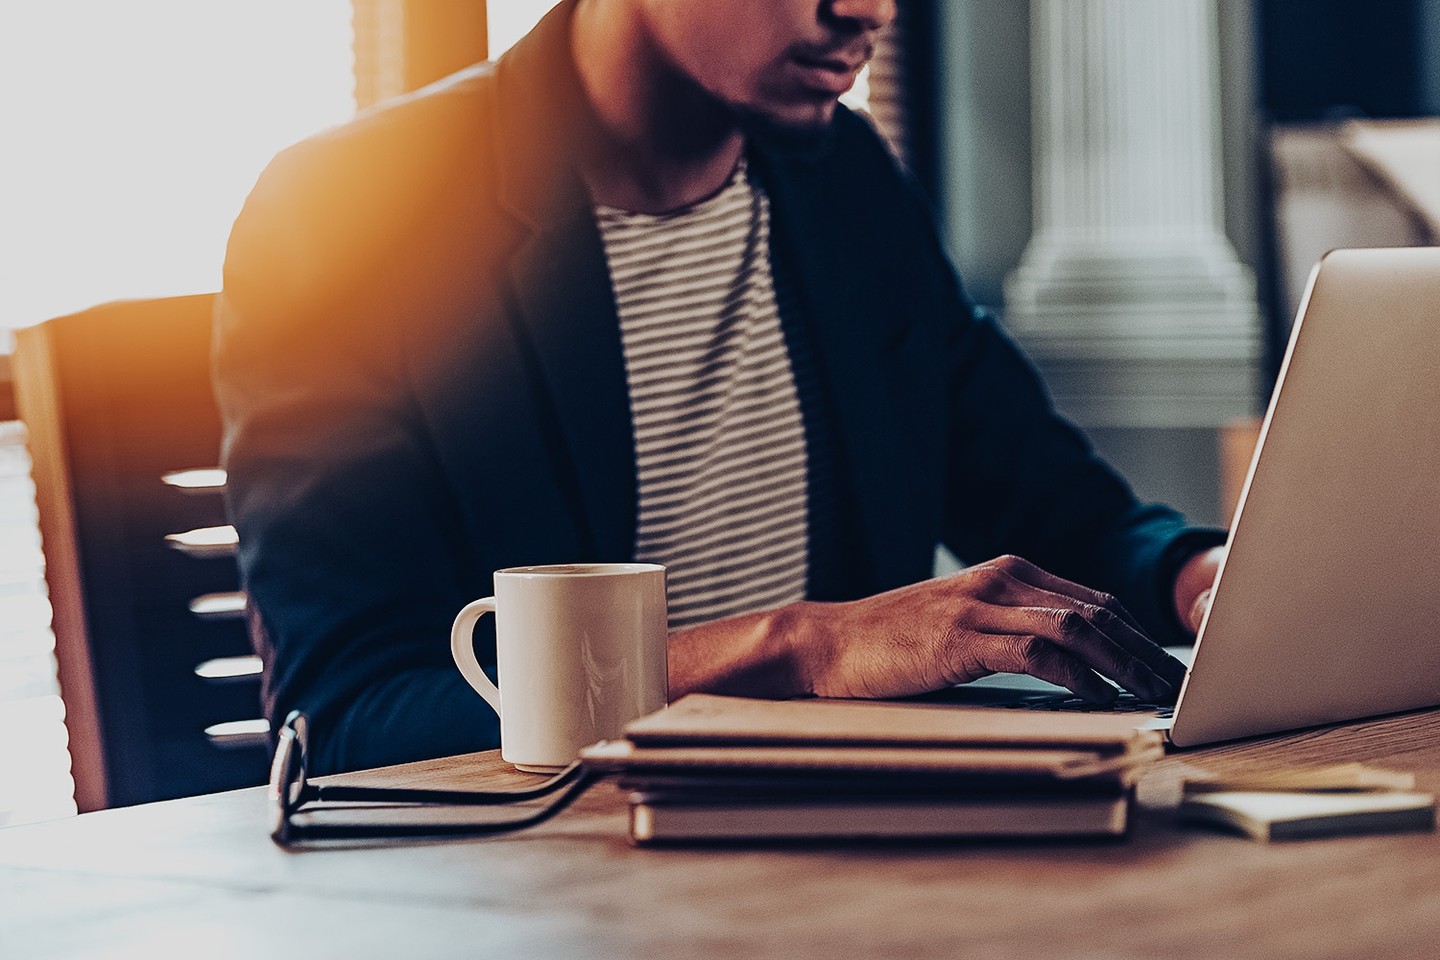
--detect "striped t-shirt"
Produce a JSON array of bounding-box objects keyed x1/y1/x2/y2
[{"x1": 595, "y1": 159, "x2": 809, "y2": 630}]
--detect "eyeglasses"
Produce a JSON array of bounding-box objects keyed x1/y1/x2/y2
[{"x1": 269, "y1": 711, "x2": 598, "y2": 846}]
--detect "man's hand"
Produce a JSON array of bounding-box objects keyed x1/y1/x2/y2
[
  {"x1": 1172, "y1": 546, "x2": 1225, "y2": 635},
  {"x1": 668, "y1": 555, "x2": 1186, "y2": 706}
]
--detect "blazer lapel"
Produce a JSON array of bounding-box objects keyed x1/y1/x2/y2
[
  {"x1": 502, "y1": 204, "x2": 635, "y2": 562},
  {"x1": 490, "y1": 1, "x2": 635, "y2": 561},
  {"x1": 753, "y1": 138, "x2": 936, "y2": 593}
]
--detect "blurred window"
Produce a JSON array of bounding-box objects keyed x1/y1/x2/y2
[
  {"x1": 0, "y1": 1, "x2": 355, "y2": 335},
  {"x1": 0, "y1": 1, "x2": 353, "y2": 827}
]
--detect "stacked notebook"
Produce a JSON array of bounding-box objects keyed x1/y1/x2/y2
[
  {"x1": 579, "y1": 694, "x2": 1164, "y2": 844},
  {"x1": 1178, "y1": 764, "x2": 1435, "y2": 841}
]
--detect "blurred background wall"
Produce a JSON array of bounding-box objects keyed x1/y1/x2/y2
[{"x1": 936, "y1": 0, "x2": 1440, "y2": 529}]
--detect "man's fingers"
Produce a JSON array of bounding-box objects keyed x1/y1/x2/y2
[
  {"x1": 973, "y1": 602, "x2": 1173, "y2": 702},
  {"x1": 984, "y1": 555, "x2": 1148, "y2": 634},
  {"x1": 973, "y1": 561, "x2": 1187, "y2": 692},
  {"x1": 976, "y1": 634, "x2": 1117, "y2": 704},
  {"x1": 1077, "y1": 602, "x2": 1185, "y2": 694},
  {"x1": 1188, "y1": 587, "x2": 1214, "y2": 634}
]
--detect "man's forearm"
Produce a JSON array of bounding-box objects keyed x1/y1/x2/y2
[
  {"x1": 667, "y1": 556, "x2": 1188, "y2": 707},
  {"x1": 667, "y1": 603, "x2": 811, "y2": 700}
]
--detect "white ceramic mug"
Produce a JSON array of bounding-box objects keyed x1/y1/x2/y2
[{"x1": 450, "y1": 563, "x2": 668, "y2": 772}]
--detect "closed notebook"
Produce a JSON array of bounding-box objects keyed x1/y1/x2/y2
[
  {"x1": 580, "y1": 739, "x2": 1160, "y2": 782},
  {"x1": 587, "y1": 695, "x2": 1156, "y2": 844},
  {"x1": 627, "y1": 793, "x2": 1132, "y2": 843},
  {"x1": 620, "y1": 694, "x2": 1161, "y2": 753},
  {"x1": 1180, "y1": 790, "x2": 1436, "y2": 841}
]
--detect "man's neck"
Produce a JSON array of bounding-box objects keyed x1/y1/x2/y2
[{"x1": 570, "y1": 0, "x2": 744, "y2": 214}]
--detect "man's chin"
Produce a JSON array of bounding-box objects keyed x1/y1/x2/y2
[{"x1": 735, "y1": 104, "x2": 837, "y2": 158}]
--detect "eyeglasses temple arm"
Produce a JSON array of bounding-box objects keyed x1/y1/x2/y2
[{"x1": 274, "y1": 768, "x2": 602, "y2": 846}]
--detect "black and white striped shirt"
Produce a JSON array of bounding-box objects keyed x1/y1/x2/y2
[{"x1": 596, "y1": 159, "x2": 809, "y2": 630}]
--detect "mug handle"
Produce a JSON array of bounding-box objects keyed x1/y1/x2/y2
[{"x1": 450, "y1": 597, "x2": 501, "y2": 714}]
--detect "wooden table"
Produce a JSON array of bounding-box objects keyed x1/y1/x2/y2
[{"x1": 6, "y1": 709, "x2": 1440, "y2": 960}]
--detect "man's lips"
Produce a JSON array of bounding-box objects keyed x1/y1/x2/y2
[{"x1": 789, "y1": 48, "x2": 871, "y2": 94}]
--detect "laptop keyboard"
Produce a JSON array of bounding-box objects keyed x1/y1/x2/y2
[{"x1": 999, "y1": 691, "x2": 1175, "y2": 719}]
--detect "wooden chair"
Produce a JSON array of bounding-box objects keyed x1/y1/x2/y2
[{"x1": 13, "y1": 295, "x2": 268, "y2": 811}]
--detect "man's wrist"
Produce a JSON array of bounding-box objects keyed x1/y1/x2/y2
[
  {"x1": 774, "y1": 600, "x2": 835, "y2": 698},
  {"x1": 666, "y1": 601, "x2": 819, "y2": 700}
]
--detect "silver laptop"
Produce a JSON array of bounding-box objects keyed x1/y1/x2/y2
[{"x1": 959, "y1": 246, "x2": 1440, "y2": 747}]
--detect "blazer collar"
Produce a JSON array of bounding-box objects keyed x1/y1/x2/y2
[{"x1": 493, "y1": 0, "x2": 596, "y2": 232}]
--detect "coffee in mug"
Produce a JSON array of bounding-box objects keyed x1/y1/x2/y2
[{"x1": 450, "y1": 563, "x2": 668, "y2": 772}]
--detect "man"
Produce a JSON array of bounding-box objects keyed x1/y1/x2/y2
[{"x1": 214, "y1": 0, "x2": 1225, "y2": 774}]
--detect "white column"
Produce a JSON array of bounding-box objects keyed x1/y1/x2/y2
[{"x1": 1004, "y1": 0, "x2": 1259, "y2": 428}]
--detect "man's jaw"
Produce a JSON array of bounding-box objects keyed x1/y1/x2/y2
[
  {"x1": 734, "y1": 101, "x2": 839, "y2": 159},
  {"x1": 732, "y1": 43, "x2": 872, "y2": 151}
]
